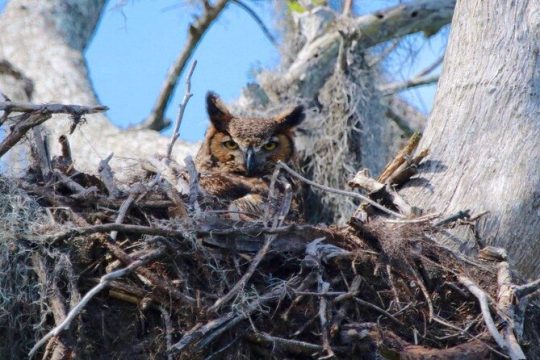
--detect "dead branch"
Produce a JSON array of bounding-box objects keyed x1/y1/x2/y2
[
  {"x1": 32, "y1": 254, "x2": 71, "y2": 360},
  {"x1": 98, "y1": 153, "x2": 120, "y2": 199},
  {"x1": 458, "y1": 276, "x2": 509, "y2": 354},
  {"x1": 378, "y1": 132, "x2": 421, "y2": 183},
  {"x1": 171, "y1": 279, "x2": 297, "y2": 352},
  {"x1": 246, "y1": 332, "x2": 328, "y2": 356},
  {"x1": 166, "y1": 60, "x2": 197, "y2": 160},
  {"x1": 276, "y1": 0, "x2": 455, "y2": 99},
  {"x1": 0, "y1": 101, "x2": 107, "y2": 115},
  {"x1": 515, "y1": 278, "x2": 540, "y2": 299},
  {"x1": 34, "y1": 221, "x2": 319, "y2": 245},
  {"x1": 231, "y1": 0, "x2": 277, "y2": 46},
  {"x1": 160, "y1": 306, "x2": 174, "y2": 360},
  {"x1": 31, "y1": 127, "x2": 52, "y2": 179},
  {"x1": 497, "y1": 262, "x2": 527, "y2": 359},
  {"x1": 141, "y1": 0, "x2": 229, "y2": 130},
  {"x1": 277, "y1": 161, "x2": 405, "y2": 219},
  {"x1": 0, "y1": 111, "x2": 51, "y2": 158},
  {"x1": 29, "y1": 248, "x2": 164, "y2": 358},
  {"x1": 380, "y1": 74, "x2": 439, "y2": 95}
]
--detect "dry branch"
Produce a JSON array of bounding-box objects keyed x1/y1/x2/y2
[
  {"x1": 274, "y1": 0, "x2": 455, "y2": 100},
  {"x1": 141, "y1": 0, "x2": 228, "y2": 130},
  {"x1": 277, "y1": 161, "x2": 405, "y2": 219},
  {"x1": 0, "y1": 101, "x2": 107, "y2": 114},
  {"x1": 29, "y1": 248, "x2": 165, "y2": 358},
  {"x1": 166, "y1": 60, "x2": 196, "y2": 160},
  {"x1": 0, "y1": 112, "x2": 51, "y2": 158}
]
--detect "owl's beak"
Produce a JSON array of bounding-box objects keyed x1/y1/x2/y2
[{"x1": 245, "y1": 147, "x2": 256, "y2": 176}]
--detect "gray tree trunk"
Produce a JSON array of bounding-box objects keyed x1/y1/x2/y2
[
  {"x1": 402, "y1": 0, "x2": 540, "y2": 277},
  {"x1": 0, "y1": 0, "x2": 197, "y2": 178}
]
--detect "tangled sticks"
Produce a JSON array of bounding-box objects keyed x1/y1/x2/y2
[{"x1": 1, "y1": 100, "x2": 539, "y2": 359}]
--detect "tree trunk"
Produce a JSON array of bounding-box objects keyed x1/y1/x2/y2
[
  {"x1": 0, "y1": 0, "x2": 197, "y2": 178},
  {"x1": 402, "y1": 0, "x2": 540, "y2": 277}
]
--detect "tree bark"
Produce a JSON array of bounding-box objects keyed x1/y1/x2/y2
[
  {"x1": 402, "y1": 0, "x2": 540, "y2": 277},
  {"x1": 0, "y1": 0, "x2": 197, "y2": 178}
]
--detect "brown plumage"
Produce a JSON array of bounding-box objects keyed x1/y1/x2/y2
[{"x1": 195, "y1": 92, "x2": 305, "y2": 221}]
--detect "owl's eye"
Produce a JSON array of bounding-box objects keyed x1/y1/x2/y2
[
  {"x1": 223, "y1": 140, "x2": 238, "y2": 150},
  {"x1": 263, "y1": 141, "x2": 278, "y2": 151}
]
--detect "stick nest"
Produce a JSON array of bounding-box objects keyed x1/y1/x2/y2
[{"x1": 1, "y1": 143, "x2": 540, "y2": 360}]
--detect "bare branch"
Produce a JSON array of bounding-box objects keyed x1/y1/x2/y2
[
  {"x1": 380, "y1": 74, "x2": 439, "y2": 95},
  {"x1": 458, "y1": 276, "x2": 509, "y2": 354},
  {"x1": 166, "y1": 60, "x2": 197, "y2": 160},
  {"x1": 28, "y1": 248, "x2": 165, "y2": 358},
  {"x1": 275, "y1": 0, "x2": 455, "y2": 100},
  {"x1": 231, "y1": 0, "x2": 277, "y2": 47},
  {"x1": 141, "y1": 0, "x2": 229, "y2": 130},
  {"x1": 277, "y1": 162, "x2": 406, "y2": 219},
  {"x1": 0, "y1": 101, "x2": 107, "y2": 114},
  {"x1": 0, "y1": 112, "x2": 51, "y2": 158}
]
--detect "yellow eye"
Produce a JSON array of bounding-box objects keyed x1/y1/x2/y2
[
  {"x1": 223, "y1": 140, "x2": 238, "y2": 150},
  {"x1": 263, "y1": 141, "x2": 278, "y2": 151}
]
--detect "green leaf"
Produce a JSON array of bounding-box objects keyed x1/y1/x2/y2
[{"x1": 287, "y1": 0, "x2": 306, "y2": 13}]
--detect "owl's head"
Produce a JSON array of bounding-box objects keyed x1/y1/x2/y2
[{"x1": 202, "y1": 92, "x2": 305, "y2": 176}]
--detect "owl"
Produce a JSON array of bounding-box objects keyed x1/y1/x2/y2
[{"x1": 195, "y1": 92, "x2": 305, "y2": 221}]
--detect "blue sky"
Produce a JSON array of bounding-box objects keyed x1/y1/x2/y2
[{"x1": 1, "y1": 1, "x2": 444, "y2": 142}]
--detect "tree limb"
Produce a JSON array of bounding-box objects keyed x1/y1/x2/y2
[
  {"x1": 0, "y1": 101, "x2": 107, "y2": 114},
  {"x1": 0, "y1": 112, "x2": 51, "y2": 158},
  {"x1": 140, "y1": 0, "x2": 229, "y2": 131},
  {"x1": 272, "y1": 0, "x2": 455, "y2": 101},
  {"x1": 231, "y1": 0, "x2": 277, "y2": 47}
]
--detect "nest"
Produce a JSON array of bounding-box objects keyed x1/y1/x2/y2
[{"x1": 1, "y1": 103, "x2": 540, "y2": 360}]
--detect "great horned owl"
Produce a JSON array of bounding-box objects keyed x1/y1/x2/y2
[{"x1": 195, "y1": 92, "x2": 305, "y2": 221}]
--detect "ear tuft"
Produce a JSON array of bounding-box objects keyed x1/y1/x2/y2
[
  {"x1": 206, "y1": 91, "x2": 233, "y2": 131},
  {"x1": 275, "y1": 105, "x2": 305, "y2": 130}
]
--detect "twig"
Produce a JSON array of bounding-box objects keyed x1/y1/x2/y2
[
  {"x1": 378, "y1": 132, "x2": 421, "y2": 183},
  {"x1": 166, "y1": 60, "x2": 197, "y2": 160},
  {"x1": 515, "y1": 278, "x2": 540, "y2": 299},
  {"x1": 432, "y1": 209, "x2": 471, "y2": 227},
  {"x1": 208, "y1": 236, "x2": 274, "y2": 313},
  {"x1": 185, "y1": 155, "x2": 201, "y2": 212},
  {"x1": 231, "y1": 0, "x2": 277, "y2": 46},
  {"x1": 29, "y1": 249, "x2": 164, "y2": 358},
  {"x1": 380, "y1": 74, "x2": 439, "y2": 95},
  {"x1": 246, "y1": 332, "x2": 328, "y2": 355},
  {"x1": 458, "y1": 276, "x2": 509, "y2": 353},
  {"x1": 31, "y1": 127, "x2": 52, "y2": 179},
  {"x1": 317, "y1": 276, "x2": 334, "y2": 359},
  {"x1": 160, "y1": 307, "x2": 174, "y2": 360},
  {"x1": 208, "y1": 184, "x2": 292, "y2": 312},
  {"x1": 98, "y1": 237, "x2": 195, "y2": 305},
  {"x1": 410, "y1": 263, "x2": 434, "y2": 322},
  {"x1": 53, "y1": 170, "x2": 98, "y2": 198},
  {"x1": 109, "y1": 192, "x2": 136, "y2": 242},
  {"x1": 277, "y1": 162, "x2": 405, "y2": 219},
  {"x1": 98, "y1": 153, "x2": 120, "y2": 199},
  {"x1": 379, "y1": 54, "x2": 443, "y2": 95},
  {"x1": 354, "y1": 298, "x2": 404, "y2": 327},
  {"x1": 141, "y1": 0, "x2": 228, "y2": 130},
  {"x1": 171, "y1": 279, "x2": 297, "y2": 352}
]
